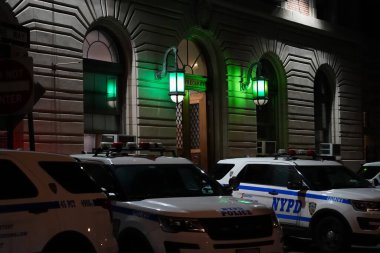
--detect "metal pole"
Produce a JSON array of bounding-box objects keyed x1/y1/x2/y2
[
  {"x1": 28, "y1": 112, "x2": 35, "y2": 151},
  {"x1": 6, "y1": 116, "x2": 13, "y2": 149}
]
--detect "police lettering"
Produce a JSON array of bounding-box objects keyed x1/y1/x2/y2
[
  {"x1": 220, "y1": 207, "x2": 252, "y2": 216},
  {"x1": 272, "y1": 197, "x2": 302, "y2": 213}
]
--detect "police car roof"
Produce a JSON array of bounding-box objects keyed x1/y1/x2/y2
[
  {"x1": 1, "y1": 149, "x2": 74, "y2": 161},
  {"x1": 218, "y1": 156, "x2": 342, "y2": 166},
  {"x1": 71, "y1": 154, "x2": 193, "y2": 165},
  {"x1": 362, "y1": 161, "x2": 380, "y2": 167}
]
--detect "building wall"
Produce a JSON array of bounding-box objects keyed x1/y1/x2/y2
[{"x1": 3, "y1": 0, "x2": 365, "y2": 169}]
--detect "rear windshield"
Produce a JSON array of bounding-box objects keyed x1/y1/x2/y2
[{"x1": 39, "y1": 161, "x2": 102, "y2": 193}]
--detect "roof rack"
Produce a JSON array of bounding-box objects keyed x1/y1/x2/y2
[
  {"x1": 92, "y1": 142, "x2": 177, "y2": 158},
  {"x1": 274, "y1": 148, "x2": 318, "y2": 161}
]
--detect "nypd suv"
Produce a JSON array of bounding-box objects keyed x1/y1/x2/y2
[
  {"x1": 72, "y1": 145, "x2": 284, "y2": 253},
  {"x1": 216, "y1": 154, "x2": 380, "y2": 253},
  {"x1": 0, "y1": 150, "x2": 117, "y2": 253}
]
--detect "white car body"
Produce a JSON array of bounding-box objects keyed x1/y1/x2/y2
[
  {"x1": 216, "y1": 156, "x2": 380, "y2": 252},
  {"x1": 0, "y1": 150, "x2": 118, "y2": 253},
  {"x1": 72, "y1": 153, "x2": 284, "y2": 253}
]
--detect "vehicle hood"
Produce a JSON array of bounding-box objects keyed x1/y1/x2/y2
[
  {"x1": 326, "y1": 188, "x2": 380, "y2": 201},
  {"x1": 113, "y1": 196, "x2": 271, "y2": 218}
]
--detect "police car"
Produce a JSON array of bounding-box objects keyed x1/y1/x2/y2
[
  {"x1": 72, "y1": 144, "x2": 284, "y2": 253},
  {"x1": 216, "y1": 152, "x2": 380, "y2": 253},
  {"x1": 357, "y1": 162, "x2": 380, "y2": 188},
  {"x1": 0, "y1": 149, "x2": 118, "y2": 253}
]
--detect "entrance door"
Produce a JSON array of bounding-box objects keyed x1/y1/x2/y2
[{"x1": 189, "y1": 91, "x2": 207, "y2": 170}]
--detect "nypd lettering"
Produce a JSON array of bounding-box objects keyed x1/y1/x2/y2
[
  {"x1": 220, "y1": 207, "x2": 252, "y2": 216},
  {"x1": 272, "y1": 197, "x2": 302, "y2": 213}
]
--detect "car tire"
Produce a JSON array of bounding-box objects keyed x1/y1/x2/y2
[{"x1": 314, "y1": 215, "x2": 350, "y2": 253}]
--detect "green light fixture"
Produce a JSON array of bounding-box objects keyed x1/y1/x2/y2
[
  {"x1": 107, "y1": 77, "x2": 117, "y2": 107},
  {"x1": 251, "y1": 74, "x2": 269, "y2": 106},
  {"x1": 156, "y1": 47, "x2": 185, "y2": 104},
  {"x1": 169, "y1": 70, "x2": 185, "y2": 103},
  {"x1": 241, "y1": 61, "x2": 269, "y2": 107}
]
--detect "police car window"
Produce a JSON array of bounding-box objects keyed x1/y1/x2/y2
[
  {"x1": 213, "y1": 163, "x2": 235, "y2": 180},
  {"x1": 237, "y1": 164, "x2": 272, "y2": 185},
  {"x1": 297, "y1": 165, "x2": 371, "y2": 190},
  {"x1": 80, "y1": 162, "x2": 117, "y2": 194},
  {"x1": 357, "y1": 166, "x2": 380, "y2": 179},
  {"x1": 271, "y1": 165, "x2": 296, "y2": 187},
  {"x1": 0, "y1": 159, "x2": 38, "y2": 199},
  {"x1": 39, "y1": 161, "x2": 102, "y2": 193}
]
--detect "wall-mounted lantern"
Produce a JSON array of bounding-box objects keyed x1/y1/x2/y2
[
  {"x1": 169, "y1": 70, "x2": 185, "y2": 103},
  {"x1": 241, "y1": 61, "x2": 269, "y2": 106},
  {"x1": 106, "y1": 77, "x2": 117, "y2": 108},
  {"x1": 156, "y1": 47, "x2": 185, "y2": 104}
]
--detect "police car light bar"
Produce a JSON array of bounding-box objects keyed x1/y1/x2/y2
[{"x1": 94, "y1": 141, "x2": 177, "y2": 157}]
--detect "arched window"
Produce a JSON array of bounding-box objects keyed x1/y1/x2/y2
[
  {"x1": 314, "y1": 69, "x2": 332, "y2": 147},
  {"x1": 257, "y1": 58, "x2": 278, "y2": 142},
  {"x1": 178, "y1": 40, "x2": 207, "y2": 76},
  {"x1": 83, "y1": 29, "x2": 123, "y2": 151},
  {"x1": 83, "y1": 30, "x2": 119, "y2": 63}
]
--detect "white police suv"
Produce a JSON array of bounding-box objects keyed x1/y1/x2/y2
[
  {"x1": 72, "y1": 144, "x2": 284, "y2": 253},
  {"x1": 0, "y1": 149, "x2": 118, "y2": 253},
  {"x1": 216, "y1": 154, "x2": 380, "y2": 253}
]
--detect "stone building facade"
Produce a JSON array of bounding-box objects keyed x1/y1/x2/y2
[{"x1": 1, "y1": 0, "x2": 377, "y2": 172}]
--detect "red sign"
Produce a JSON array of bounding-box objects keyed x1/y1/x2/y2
[{"x1": 0, "y1": 59, "x2": 33, "y2": 115}]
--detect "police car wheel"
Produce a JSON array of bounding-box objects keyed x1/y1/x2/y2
[{"x1": 314, "y1": 216, "x2": 350, "y2": 253}]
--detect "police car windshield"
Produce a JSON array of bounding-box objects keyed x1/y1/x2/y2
[
  {"x1": 112, "y1": 164, "x2": 225, "y2": 200},
  {"x1": 296, "y1": 165, "x2": 372, "y2": 190}
]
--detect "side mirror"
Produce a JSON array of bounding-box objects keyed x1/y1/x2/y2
[{"x1": 228, "y1": 177, "x2": 240, "y2": 191}]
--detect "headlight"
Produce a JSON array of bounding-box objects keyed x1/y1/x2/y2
[
  {"x1": 159, "y1": 216, "x2": 205, "y2": 233},
  {"x1": 271, "y1": 211, "x2": 281, "y2": 229},
  {"x1": 351, "y1": 200, "x2": 380, "y2": 212}
]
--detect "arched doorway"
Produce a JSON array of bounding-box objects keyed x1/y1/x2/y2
[
  {"x1": 82, "y1": 29, "x2": 124, "y2": 152},
  {"x1": 177, "y1": 40, "x2": 209, "y2": 170}
]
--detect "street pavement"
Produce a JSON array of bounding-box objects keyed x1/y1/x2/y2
[{"x1": 284, "y1": 237, "x2": 380, "y2": 253}]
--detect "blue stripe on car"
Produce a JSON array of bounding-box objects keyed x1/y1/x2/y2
[
  {"x1": 238, "y1": 184, "x2": 351, "y2": 204},
  {"x1": 112, "y1": 205, "x2": 159, "y2": 222}
]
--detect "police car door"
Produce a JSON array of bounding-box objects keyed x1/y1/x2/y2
[
  {"x1": 0, "y1": 158, "x2": 43, "y2": 252},
  {"x1": 236, "y1": 163, "x2": 301, "y2": 227}
]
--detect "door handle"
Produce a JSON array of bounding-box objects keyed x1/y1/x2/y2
[{"x1": 268, "y1": 191, "x2": 278, "y2": 195}]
